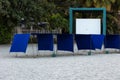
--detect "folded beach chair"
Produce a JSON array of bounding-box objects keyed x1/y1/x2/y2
[
  {"x1": 10, "y1": 34, "x2": 30, "y2": 53},
  {"x1": 75, "y1": 34, "x2": 95, "y2": 50},
  {"x1": 57, "y1": 34, "x2": 74, "y2": 54},
  {"x1": 104, "y1": 35, "x2": 120, "y2": 53},
  {"x1": 91, "y1": 35, "x2": 104, "y2": 49},
  {"x1": 37, "y1": 34, "x2": 54, "y2": 56}
]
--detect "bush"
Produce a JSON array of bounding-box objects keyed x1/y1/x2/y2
[
  {"x1": 0, "y1": 25, "x2": 12, "y2": 44},
  {"x1": 49, "y1": 13, "x2": 69, "y2": 33}
]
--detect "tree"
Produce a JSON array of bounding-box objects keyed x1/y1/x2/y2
[
  {"x1": 51, "y1": 0, "x2": 120, "y2": 34},
  {"x1": 49, "y1": 13, "x2": 69, "y2": 33},
  {"x1": 0, "y1": 0, "x2": 120, "y2": 43},
  {"x1": 0, "y1": 0, "x2": 56, "y2": 44}
]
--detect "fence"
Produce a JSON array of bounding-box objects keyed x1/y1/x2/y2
[{"x1": 14, "y1": 28, "x2": 62, "y2": 34}]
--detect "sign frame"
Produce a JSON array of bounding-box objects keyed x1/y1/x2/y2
[{"x1": 69, "y1": 8, "x2": 106, "y2": 35}]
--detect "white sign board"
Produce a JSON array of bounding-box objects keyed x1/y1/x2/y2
[{"x1": 76, "y1": 19, "x2": 101, "y2": 34}]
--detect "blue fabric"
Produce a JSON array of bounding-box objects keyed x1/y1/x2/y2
[
  {"x1": 91, "y1": 35, "x2": 105, "y2": 49},
  {"x1": 10, "y1": 34, "x2": 30, "y2": 53},
  {"x1": 57, "y1": 34, "x2": 74, "y2": 52},
  {"x1": 75, "y1": 35, "x2": 95, "y2": 50},
  {"x1": 104, "y1": 35, "x2": 120, "y2": 49},
  {"x1": 37, "y1": 34, "x2": 53, "y2": 51}
]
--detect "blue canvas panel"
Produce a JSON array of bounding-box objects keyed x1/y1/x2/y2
[
  {"x1": 75, "y1": 35, "x2": 95, "y2": 50},
  {"x1": 105, "y1": 35, "x2": 120, "y2": 49},
  {"x1": 57, "y1": 34, "x2": 74, "y2": 52},
  {"x1": 10, "y1": 34, "x2": 30, "y2": 53},
  {"x1": 37, "y1": 34, "x2": 53, "y2": 51},
  {"x1": 91, "y1": 35, "x2": 105, "y2": 49}
]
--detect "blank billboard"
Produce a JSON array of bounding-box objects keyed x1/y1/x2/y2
[{"x1": 76, "y1": 19, "x2": 101, "y2": 34}]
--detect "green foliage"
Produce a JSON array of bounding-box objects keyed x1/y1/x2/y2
[
  {"x1": 0, "y1": 0, "x2": 56, "y2": 44},
  {"x1": 0, "y1": 0, "x2": 120, "y2": 44},
  {"x1": 0, "y1": 25, "x2": 12, "y2": 44},
  {"x1": 106, "y1": 13, "x2": 119, "y2": 34},
  {"x1": 49, "y1": 13, "x2": 69, "y2": 32},
  {"x1": 53, "y1": 0, "x2": 120, "y2": 34}
]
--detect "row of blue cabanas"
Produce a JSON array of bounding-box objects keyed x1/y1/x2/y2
[{"x1": 10, "y1": 34, "x2": 120, "y2": 56}]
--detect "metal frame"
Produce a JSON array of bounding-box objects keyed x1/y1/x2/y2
[{"x1": 69, "y1": 8, "x2": 106, "y2": 35}]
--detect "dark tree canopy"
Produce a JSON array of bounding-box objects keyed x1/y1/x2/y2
[{"x1": 0, "y1": 0, "x2": 120, "y2": 43}]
